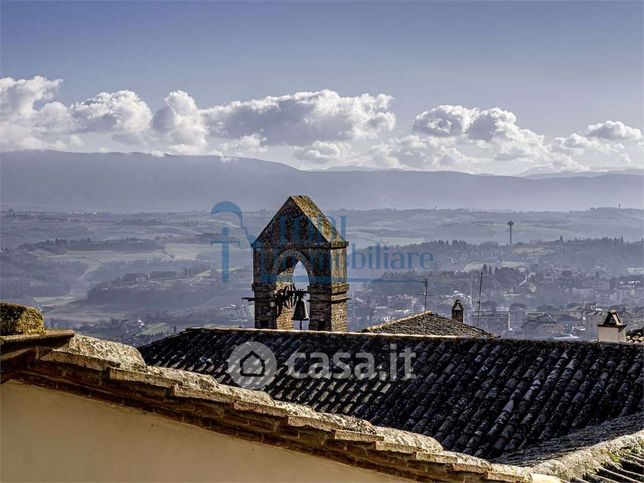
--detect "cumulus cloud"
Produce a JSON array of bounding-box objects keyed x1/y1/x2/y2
[
  {"x1": 150, "y1": 88, "x2": 396, "y2": 155},
  {"x1": 1, "y1": 75, "x2": 641, "y2": 174},
  {"x1": 219, "y1": 133, "x2": 268, "y2": 156},
  {"x1": 368, "y1": 135, "x2": 475, "y2": 170},
  {"x1": 548, "y1": 120, "x2": 643, "y2": 169},
  {"x1": 413, "y1": 105, "x2": 543, "y2": 148},
  {"x1": 0, "y1": 76, "x2": 153, "y2": 150},
  {"x1": 0, "y1": 76, "x2": 62, "y2": 118},
  {"x1": 0, "y1": 77, "x2": 70, "y2": 150},
  {"x1": 294, "y1": 141, "x2": 353, "y2": 164},
  {"x1": 0, "y1": 77, "x2": 397, "y2": 154},
  {"x1": 402, "y1": 104, "x2": 643, "y2": 171},
  {"x1": 410, "y1": 104, "x2": 548, "y2": 165},
  {"x1": 584, "y1": 120, "x2": 642, "y2": 141},
  {"x1": 400, "y1": 104, "x2": 543, "y2": 168},
  {"x1": 412, "y1": 105, "x2": 474, "y2": 137},
  {"x1": 204, "y1": 90, "x2": 395, "y2": 146},
  {"x1": 152, "y1": 90, "x2": 208, "y2": 153},
  {"x1": 71, "y1": 90, "x2": 152, "y2": 142},
  {"x1": 549, "y1": 133, "x2": 621, "y2": 155}
]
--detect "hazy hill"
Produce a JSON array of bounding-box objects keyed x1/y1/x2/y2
[
  {"x1": 520, "y1": 167, "x2": 644, "y2": 179},
  {"x1": 1, "y1": 150, "x2": 642, "y2": 212}
]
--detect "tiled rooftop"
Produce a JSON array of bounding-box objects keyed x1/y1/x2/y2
[
  {"x1": 9, "y1": 332, "x2": 536, "y2": 482},
  {"x1": 363, "y1": 311, "x2": 493, "y2": 338},
  {"x1": 496, "y1": 412, "x2": 643, "y2": 481},
  {"x1": 627, "y1": 328, "x2": 644, "y2": 344},
  {"x1": 140, "y1": 328, "x2": 644, "y2": 460}
]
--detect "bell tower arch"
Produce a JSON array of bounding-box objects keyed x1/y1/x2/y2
[{"x1": 251, "y1": 196, "x2": 349, "y2": 331}]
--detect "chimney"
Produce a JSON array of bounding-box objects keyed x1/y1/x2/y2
[
  {"x1": 597, "y1": 310, "x2": 627, "y2": 343},
  {"x1": 451, "y1": 299, "x2": 464, "y2": 323}
]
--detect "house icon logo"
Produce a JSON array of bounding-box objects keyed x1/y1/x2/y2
[
  {"x1": 227, "y1": 341, "x2": 277, "y2": 389},
  {"x1": 240, "y1": 350, "x2": 266, "y2": 377}
]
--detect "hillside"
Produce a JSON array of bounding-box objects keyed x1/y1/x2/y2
[{"x1": 1, "y1": 150, "x2": 642, "y2": 212}]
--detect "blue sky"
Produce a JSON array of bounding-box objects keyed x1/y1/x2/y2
[{"x1": 1, "y1": 1, "x2": 642, "y2": 174}]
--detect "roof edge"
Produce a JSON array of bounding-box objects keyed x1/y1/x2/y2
[
  {"x1": 12, "y1": 333, "x2": 535, "y2": 482},
  {"x1": 530, "y1": 428, "x2": 644, "y2": 480},
  {"x1": 139, "y1": 326, "x2": 640, "y2": 352},
  {"x1": 362, "y1": 310, "x2": 493, "y2": 337}
]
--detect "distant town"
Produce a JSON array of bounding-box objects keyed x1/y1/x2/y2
[{"x1": 1, "y1": 207, "x2": 642, "y2": 346}]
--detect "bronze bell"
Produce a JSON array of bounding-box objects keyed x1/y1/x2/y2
[
  {"x1": 292, "y1": 289, "x2": 309, "y2": 329},
  {"x1": 292, "y1": 298, "x2": 309, "y2": 322}
]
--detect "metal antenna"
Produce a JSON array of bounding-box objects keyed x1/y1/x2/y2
[
  {"x1": 508, "y1": 221, "x2": 514, "y2": 248},
  {"x1": 423, "y1": 277, "x2": 428, "y2": 312},
  {"x1": 476, "y1": 271, "x2": 483, "y2": 328}
]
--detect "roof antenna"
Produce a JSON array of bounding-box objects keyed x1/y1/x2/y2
[
  {"x1": 476, "y1": 271, "x2": 483, "y2": 328},
  {"x1": 423, "y1": 277, "x2": 428, "y2": 312}
]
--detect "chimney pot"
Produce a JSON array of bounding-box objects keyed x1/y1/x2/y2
[
  {"x1": 451, "y1": 299, "x2": 464, "y2": 323},
  {"x1": 597, "y1": 310, "x2": 627, "y2": 343}
]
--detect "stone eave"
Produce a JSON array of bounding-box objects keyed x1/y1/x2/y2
[
  {"x1": 494, "y1": 411, "x2": 644, "y2": 481},
  {"x1": 529, "y1": 429, "x2": 644, "y2": 481},
  {"x1": 0, "y1": 330, "x2": 75, "y2": 383}
]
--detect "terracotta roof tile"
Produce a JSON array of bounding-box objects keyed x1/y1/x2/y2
[
  {"x1": 14, "y1": 333, "x2": 535, "y2": 482},
  {"x1": 140, "y1": 328, "x2": 644, "y2": 460},
  {"x1": 363, "y1": 311, "x2": 494, "y2": 338}
]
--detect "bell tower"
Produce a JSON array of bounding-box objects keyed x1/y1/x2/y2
[{"x1": 250, "y1": 196, "x2": 349, "y2": 331}]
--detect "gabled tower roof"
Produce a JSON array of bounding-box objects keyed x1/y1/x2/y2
[
  {"x1": 252, "y1": 195, "x2": 347, "y2": 248},
  {"x1": 599, "y1": 310, "x2": 626, "y2": 327}
]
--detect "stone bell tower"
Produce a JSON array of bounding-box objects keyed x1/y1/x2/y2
[{"x1": 250, "y1": 196, "x2": 349, "y2": 331}]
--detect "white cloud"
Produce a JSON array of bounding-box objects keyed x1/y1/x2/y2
[
  {"x1": 204, "y1": 89, "x2": 395, "y2": 146},
  {"x1": 0, "y1": 76, "x2": 62, "y2": 118},
  {"x1": 152, "y1": 90, "x2": 208, "y2": 153},
  {"x1": 294, "y1": 141, "x2": 353, "y2": 164},
  {"x1": 408, "y1": 105, "x2": 644, "y2": 172},
  {"x1": 368, "y1": 135, "x2": 475, "y2": 170},
  {"x1": 584, "y1": 120, "x2": 642, "y2": 141},
  {"x1": 150, "y1": 88, "x2": 396, "y2": 155},
  {"x1": 548, "y1": 121, "x2": 642, "y2": 169},
  {"x1": 413, "y1": 105, "x2": 543, "y2": 147},
  {"x1": 619, "y1": 153, "x2": 632, "y2": 165},
  {"x1": 33, "y1": 101, "x2": 76, "y2": 132},
  {"x1": 411, "y1": 105, "x2": 546, "y2": 164},
  {"x1": 0, "y1": 123, "x2": 47, "y2": 150},
  {"x1": 0, "y1": 75, "x2": 640, "y2": 174},
  {"x1": 0, "y1": 76, "x2": 68, "y2": 150},
  {"x1": 549, "y1": 133, "x2": 620, "y2": 155},
  {"x1": 71, "y1": 90, "x2": 152, "y2": 142},
  {"x1": 148, "y1": 88, "x2": 395, "y2": 155},
  {"x1": 469, "y1": 108, "x2": 542, "y2": 146},
  {"x1": 0, "y1": 76, "x2": 153, "y2": 150},
  {"x1": 219, "y1": 133, "x2": 268, "y2": 156},
  {"x1": 408, "y1": 105, "x2": 544, "y2": 168},
  {"x1": 412, "y1": 105, "x2": 475, "y2": 137}
]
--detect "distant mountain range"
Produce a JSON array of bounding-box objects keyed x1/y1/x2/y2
[
  {"x1": 518, "y1": 166, "x2": 644, "y2": 179},
  {"x1": 1, "y1": 150, "x2": 642, "y2": 212}
]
